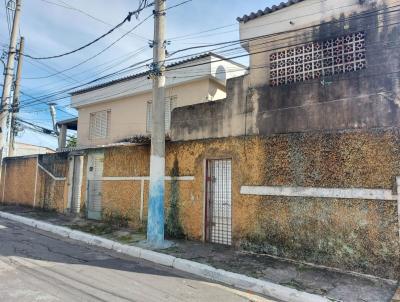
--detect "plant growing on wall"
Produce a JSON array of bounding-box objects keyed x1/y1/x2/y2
[{"x1": 166, "y1": 158, "x2": 184, "y2": 239}]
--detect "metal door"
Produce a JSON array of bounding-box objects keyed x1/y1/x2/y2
[
  {"x1": 87, "y1": 152, "x2": 104, "y2": 220},
  {"x1": 205, "y1": 159, "x2": 232, "y2": 245},
  {"x1": 70, "y1": 155, "x2": 84, "y2": 214}
]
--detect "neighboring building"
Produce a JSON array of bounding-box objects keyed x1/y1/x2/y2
[
  {"x1": 12, "y1": 142, "x2": 54, "y2": 157},
  {"x1": 173, "y1": 0, "x2": 400, "y2": 139},
  {"x1": 70, "y1": 53, "x2": 247, "y2": 147},
  {"x1": 56, "y1": 117, "x2": 78, "y2": 149}
]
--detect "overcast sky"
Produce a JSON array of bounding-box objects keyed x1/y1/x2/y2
[{"x1": 0, "y1": 0, "x2": 278, "y2": 149}]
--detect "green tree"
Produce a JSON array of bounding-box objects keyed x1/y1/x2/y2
[{"x1": 66, "y1": 136, "x2": 77, "y2": 147}]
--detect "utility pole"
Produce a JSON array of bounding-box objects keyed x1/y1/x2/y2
[
  {"x1": 8, "y1": 36, "x2": 24, "y2": 157},
  {"x1": 1, "y1": 0, "x2": 21, "y2": 160},
  {"x1": 147, "y1": 0, "x2": 167, "y2": 247},
  {"x1": 49, "y1": 103, "x2": 58, "y2": 134}
]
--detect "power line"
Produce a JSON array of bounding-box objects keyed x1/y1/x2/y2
[
  {"x1": 17, "y1": 4, "x2": 400, "y2": 108},
  {"x1": 21, "y1": 39, "x2": 400, "y2": 112},
  {"x1": 167, "y1": 4, "x2": 400, "y2": 57},
  {"x1": 168, "y1": 0, "x2": 355, "y2": 42},
  {"x1": 22, "y1": 15, "x2": 153, "y2": 80},
  {"x1": 37, "y1": 0, "x2": 149, "y2": 41},
  {"x1": 16, "y1": 0, "x2": 198, "y2": 105},
  {"x1": 21, "y1": 0, "x2": 193, "y2": 80},
  {"x1": 19, "y1": 90, "x2": 77, "y2": 117},
  {"x1": 17, "y1": 117, "x2": 57, "y2": 136},
  {"x1": 23, "y1": 1, "x2": 154, "y2": 60}
]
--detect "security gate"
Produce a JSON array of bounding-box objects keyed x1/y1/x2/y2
[
  {"x1": 87, "y1": 152, "x2": 104, "y2": 220},
  {"x1": 205, "y1": 159, "x2": 232, "y2": 245},
  {"x1": 67, "y1": 155, "x2": 84, "y2": 214}
]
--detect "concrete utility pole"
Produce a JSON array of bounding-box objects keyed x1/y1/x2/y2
[
  {"x1": 147, "y1": 0, "x2": 167, "y2": 247},
  {"x1": 8, "y1": 36, "x2": 24, "y2": 157},
  {"x1": 1, "y1": 0, "x2": 22, "y2": 159},
  {"x1": 49, "y1": 103, "x2": 58, "y2": 134}
]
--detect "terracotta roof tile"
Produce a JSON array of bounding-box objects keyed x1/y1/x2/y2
[{"x1": 237, "y1": 0, "x2": 305, "y2": 23}]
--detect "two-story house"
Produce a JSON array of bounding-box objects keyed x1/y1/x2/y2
[{"x1": 60, "y1": 53, "x2": 246, "y2": 148}]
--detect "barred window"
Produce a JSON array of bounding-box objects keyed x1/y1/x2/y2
[
  {"x1": 89, "y1": 110, "x2": 110, "y2": 140},
  {"x1": 270, "y1": 32, "x2": 366, "y2": 86}
]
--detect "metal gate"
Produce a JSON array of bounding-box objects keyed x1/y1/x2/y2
[
  {"x1": 70, "y1": 155, "x2": 84, "y2": 214},
  {"x1": 205, "y1": 159, "x2": 232, "y2": 245},
  {"x1": 87, "y1": 152, "x2": 104, "y2": 220}
]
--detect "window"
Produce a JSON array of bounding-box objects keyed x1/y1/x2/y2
[
  {"x1": 146, "y1": 96, "x2": 178, "y2": 133},
  {"x1": 89, "y1": 110, "x2": 110, "y2": 140},
  {"x1": 270, "y1": 31, "x2": 366, "y2": 86}
]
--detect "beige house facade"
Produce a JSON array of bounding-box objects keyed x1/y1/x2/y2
[{"x1": 71, "y1": 53, "x2": 246, "y2": 147}]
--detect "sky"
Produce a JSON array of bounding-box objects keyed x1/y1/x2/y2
[{"x1": 0, "y1": 0, "x2": 278, "y2": 149}]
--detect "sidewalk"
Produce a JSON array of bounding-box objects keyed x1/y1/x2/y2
[{"x1": 1, "y1": 205, "x2": 398, "y2": 302}]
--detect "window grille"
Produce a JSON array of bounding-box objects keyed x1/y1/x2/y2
[
  {"x1": 89, "y1": 110, "x2": 110, "y2": 140},
  {"x1": 146, "y1": 96, "x2": 178, "y2": 133},
  {"x1": 270, "y1": 31, "x2": 366, "y2": 86}
]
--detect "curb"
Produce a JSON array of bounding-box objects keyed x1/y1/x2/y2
[{"x1": 0, "y1": 211, "x2": 330, "y2": 302}]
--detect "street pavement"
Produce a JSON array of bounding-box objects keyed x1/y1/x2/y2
[{"x1": 0, "y1": 217, "x2": 275, "y2": 302}]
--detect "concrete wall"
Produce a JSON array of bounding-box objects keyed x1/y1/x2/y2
[
  {"x1": 1, "y1": 129, "x2": 399, "y2": 279},
  {"x1": 79, "y1": 129, "x2": 400, "y2": 280},
  {"x1": 172, "y1": 1, "x2": 400, "y2": 141},
  {"x1": 0, "y1": 156, "x2": 37, "y2": 207},
  {"x1": 0, "y1": 154, "x2": 69, "y2": 212}
]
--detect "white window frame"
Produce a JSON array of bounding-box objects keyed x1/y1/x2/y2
[{"x1": 89, "y1": 109, "x2": 111, "y2": 140}]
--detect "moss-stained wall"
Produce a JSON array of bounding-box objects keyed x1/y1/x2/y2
[
  {"x1": 36, "y1": 153, "x2": 69, "y2": 212},
  {"x1": 0, "y1": 154, "x2": 69, "y2": 212},
  {"x1": 1, "y1": 157, "x2": 37, "y2": 206},
  {"x1": 2, "y1": 128, "x2": 398, "y2": 279},
  {"x1": 98, "y1": 128, "x2": 399, "y2": 279}
]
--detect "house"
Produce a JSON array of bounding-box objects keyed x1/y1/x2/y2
[{"x1": 68, "y1": 53, "x2": 247, "y2": 148}]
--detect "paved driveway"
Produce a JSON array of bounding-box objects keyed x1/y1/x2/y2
[{"x1": 0, "y1": 217, "x2": 275, "y2": 302}]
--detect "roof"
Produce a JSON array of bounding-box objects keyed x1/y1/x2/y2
[
  {"x1": 56, "y1": 117, "x2": 78, "y2": 130},
  {"x1": 237, "y1": 0, "x2": 305, "y2": 23},
  {"x1": 71, "y1": 52, "x2": 246, "y2": 96}
]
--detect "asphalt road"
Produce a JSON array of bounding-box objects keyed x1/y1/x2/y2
[{"x1": 0, "y1": 217, "x2": 275, "y2": 302}]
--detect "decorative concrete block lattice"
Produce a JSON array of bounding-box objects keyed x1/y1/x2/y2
[{"x1": 270, "y1": 32, "x2": 366, "y2": 86}]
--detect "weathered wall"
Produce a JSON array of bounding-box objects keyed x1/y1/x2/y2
[
  {"x1": 100, "y1": 145, "x2": 150, "y2": 228},
  {"x1": 171, "y1": 4, "x2": 400, "y2": 141},
  {"x1": 35, "y1": 153, "x2": 69, "y2": 212},
  {"x1": 2, "y1": 129, "x2": 399, "y2": 279},
  {"x1": 0, "y1": 153, "x2": 70, "y2": 212},
  {"x1": 80, "y1": 128, "x2": 400, "y2": 279},
  {"x1": 1, "y1": 156, "x2": 37, "y2": 206}
]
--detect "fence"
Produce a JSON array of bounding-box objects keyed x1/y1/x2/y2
[{"x1": 0, "y1": 154, "x2": 69, "y2": 212}]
